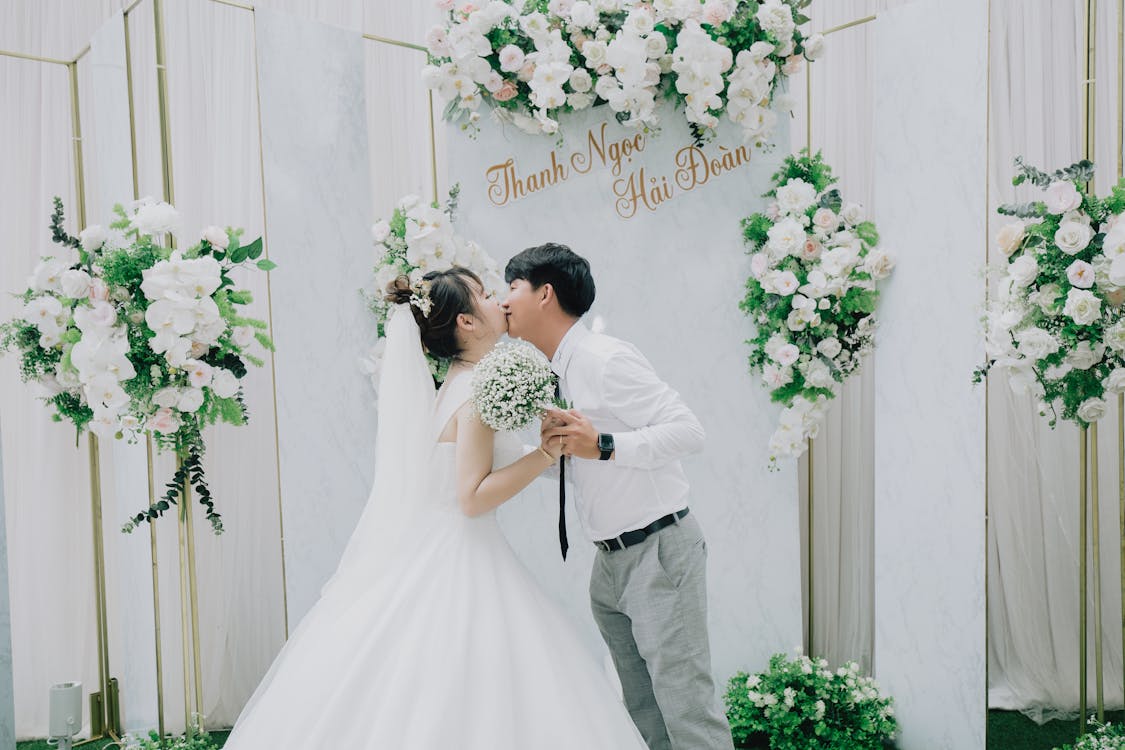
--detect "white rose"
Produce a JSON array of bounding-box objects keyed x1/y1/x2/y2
[
  {"x1": 1078, "y1": 397, "x2": 1108, "y2": 423},
  {"x1": 750, "y1": 252, "x2": 770, "y2": 279},
  {"x1": 774, "y1": 343, "x2": 800, "y2": 366},
  {"x1": 498, "y1": 44, "x2": 526, "y2": 73},
  {"x1": 840, "y1": 202, "x2": 865, "y2": 225},
  {"x1": 211, "y1": 368, "x2": 240, "y2": 398},
  {"x1": 130, "y1": 201, "x2": 181, "y2": 236},
  {"x1": 803, "y1": 33, "x2": 825, "y2": 61},
  {"x1": 624, "y1": 8, "x2": 655, "y2": 35},
  {"x1": 766, "y1": 217, "x2": 806, "y2": 258},
  {"x1": 775, "y1": 178, "x2": 818, "y2": 216},
  {"x1": 1013, "y1": 327, "x2": 1060, "y2": 360},
  {"x1": 773, "y1": 271, "x2": 799, "y2": 296},
  {"x1": 816, "y1": 338, "x2": 842, "y2": 359},
  {"x1": 1055, "y1": 220, "x2": 1094, "y2": 255},
  {"x1": 812, "y1": 208, "x2": 837, "y2": 231},
  {"x1": 1066, "y1": 341, "x2": 1105, "y2": 370},
  {"x1": 862, "y1": 250, "x2": 895, "y2": 281},
  {"x1": 60, "y1": 269, "x2": 92, "y2": 299},
  {"x1": 996, "y1": 222, "x2": 1026, "y2": 257},
  {"x1": 568, "y1": 68, "x2": 593, "y2": 92},
  {"x1": 1063, "y1": 288, "x2": 1102, "y2": 325},
  {"x1": 1105, "y1": 368, "x2": 1125, "y2": 393},
  {"x1": 79, "y1": 225, "x2": 107, "y2": 251},
  {"x1": 761, "y1": 363, "x2": 793, "y2": 389},
  {"x1": 201, "y1": 225, "x2": 229, "y2": 250},
  {"x1": 1045, "y1": 181, "x2": 1083, "y2": 215},
  {"x1": 371, "y1": 220, "x2": 391, "y2": 244},
  {"x1": 1067, "y1": 259, "x2": 1096, "y2": 289},
  {"x1": 176, "y1": 387, "x2": 205, "y2": 414},
  {"x1": 152, "y1": 386, "x2": 180, "y2": 408},
  {"x1": 1103, "y1": 220, "x2": 1125, "y2": 257},
  {"x1": 644, "y1": 32, "x2": 668, "y2": 59},
  {"x1": 567, "y1": 92, "x2": 596, "y2": 109},
  {"x1": 569, "y1": 0, "x2": 598, "y2": 28},
  {"x1": 1007, "y1": 255, "x2": 1039, "y2": 288},
  {"x1": 756, "y1": 0, "x2": 795, "y2": 40},
  {"x1": 582, "y1": 40, "x2": 608, "y2": 68},
  {"x1": 1106, "y1": 320, "x2": 1125, "y2": 353}
]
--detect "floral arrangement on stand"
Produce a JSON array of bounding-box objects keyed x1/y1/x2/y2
[
  {"x1": 1054, "y1": 722, "x2": 1125, "y2": 750},
  {"x1": 365, "y1": 187, "x2": 506, "y2": 387},
  {"x1": 423, "y1": 0, "x2": 822, "y2": 142},
  {"x1": 723, "y1": 652, "x2": 897, "y2": 750},
  {"x1": 0, "y1": 197, "x2": 276, "y2": 534},
  {"x1": 739, "y1": 151, "x2": 893, "y2": 462},
  {"x1": 975, "y1": 158, "x2": 1125, "y2": 428}
]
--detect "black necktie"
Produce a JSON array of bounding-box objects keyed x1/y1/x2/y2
[{"x1": 555, "y1": 377, "x2": 568, "y2": 560}]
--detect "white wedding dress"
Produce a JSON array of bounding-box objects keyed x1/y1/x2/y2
[{"x1": 222, "y1": 307, "x2": 647, "y2": 749}]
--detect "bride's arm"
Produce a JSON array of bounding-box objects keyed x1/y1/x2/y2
[{"x1": 456, "y1": 402, "x2": 560, "y2": 517}]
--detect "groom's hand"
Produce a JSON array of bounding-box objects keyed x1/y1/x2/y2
[{"x1": 542, "y1": 407, "x2": 601, "y2": 460}]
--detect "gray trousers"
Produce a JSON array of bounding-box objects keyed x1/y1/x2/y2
[{"x1": 589, "y1": 512, "x2": 735, "y2": 750}]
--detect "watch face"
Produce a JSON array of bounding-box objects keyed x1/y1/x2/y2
[{"x1": 598, "y1": 433, "x2": 614, "y2": 451}]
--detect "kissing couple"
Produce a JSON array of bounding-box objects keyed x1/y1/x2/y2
[{"x1": 222, "y1": 243, "x2": 735, "y2": 750}]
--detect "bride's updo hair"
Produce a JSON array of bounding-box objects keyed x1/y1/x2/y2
[{"x1": 385, "y1": 266, "x2": 484, "y2": 359}]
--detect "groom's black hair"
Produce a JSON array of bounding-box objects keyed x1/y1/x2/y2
[{"x1": 504, "y1": 243, "x2": 595, "y2": 318}]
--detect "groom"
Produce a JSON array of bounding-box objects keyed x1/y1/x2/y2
[{"x1": 502, "y1": 243, "x2": 735, "y2": 750}]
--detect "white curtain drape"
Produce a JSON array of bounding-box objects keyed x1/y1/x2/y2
[{"x1": 1, "y1": 0, "x2": 438, "y2": 738}]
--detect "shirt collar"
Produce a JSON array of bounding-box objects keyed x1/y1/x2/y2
[{"x1": 550, "y1": 321, "x2": 588, "y2": 379}]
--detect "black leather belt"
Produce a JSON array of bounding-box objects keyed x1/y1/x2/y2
[{"x1": 594, "y1": 508, "x2": 690, "y2": 552}]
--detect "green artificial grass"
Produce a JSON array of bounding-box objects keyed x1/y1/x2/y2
[
  {"x1": 988, "y1": 710, "x2": 1125, "y2": 750},
  {"x1": 10, "y1": 714, "x2": 1124, "y2": 750}
]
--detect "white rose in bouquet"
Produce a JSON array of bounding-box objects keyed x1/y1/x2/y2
[
  {"x1": 1044, "y1": 180, "x2": 1083, "y2": 214},
  {"x1": 1055, "y1": 219, "x2": 1094, "y2": 255},
  {"x1": 1066, "y1": 341, "x2": 1105, "y2": 370},
  {"x1": 79, "y1": 224, "x2": 108, "y2": 251},
  {"x1": 131, "y1": 200, "x2": 181, "y2": 236},
  {"x1": 1105, "y1": 367, "x2": 1125, "y2": 393},
  {"x1": 1078, "y1": 397, "x2": 1108, "y2": 423},
  {"x1": 1013, "y1": 327, "x2": 1061, "y2": 361},
  {"x1": 996, "y1": 222, "x2": 1026, "y2": 257},
  {"x1": 60, "y1": 269, "x2": 92, "y2": 299},
  {"x1": 1063, "y1": 288, "x2": 1102, "y2": 325},
  {"x1": 1007, "y1": 255, "x2": 1039, "y2": 288},
  {"x1": 775, "y1": 178, "x2": 818, "y2": 216},
  {"x1": 200, "y1": 225, "x2": 229, "y2": 250},
  {"x1": 1066, "y1": 259, "x2": 1095, "y2": 289}
]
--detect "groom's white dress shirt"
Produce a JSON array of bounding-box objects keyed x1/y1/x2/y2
[{"x1": 551, "y1": 321, "x2": 705, "y2": 541}]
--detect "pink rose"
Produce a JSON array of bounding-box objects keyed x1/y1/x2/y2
[
  {"x1": 800, "y1": 238, "x2": 822, "y2": 261},
  {"x1": 146, "y1": 407, "x2": 180, "y2": 435},
  {"x1": 782, "y1": 55, "x2": 804, "y2": 76},
  {"x1": 750, "y1": 253, "x2": 769, "y2": 279},
  {"x1": 518, "y1": 61, "x2": 536, "y2": 82},
  {"x1": 435, "y1": 0, "x2": 455, "y2": 10},
  {"x1": 494, "y1": 80, "x2": 519, "y2": 102},
  {"x1": 765, "y1": 202, "x2": 781, "y2": 221},
  {"x1": 702, "y1": 0, "x2": 732, "y2": 25}
]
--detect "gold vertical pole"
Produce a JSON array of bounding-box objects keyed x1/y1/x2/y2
[
  {"x1": 176, "y1": 463, "x2": 194, "y2": 738},
  {"x1": 1118, "y1": 0, "x2": 1125, "y2": 714},
  {"x1": 183, "y1": 468, "x2": 204, "y2": 730},
  {"x1": 1094, "y1": 424, "x2": 1106, "y2": 722},
  {"x1": 146, "y1": 439, "x2": 167, "y2": 744},
  {"x1": 804, "y1": 56, "x2": 814, "y2": 659},
  {"x1": 1082, "y1": 428, "x2": 1090, "y2": 735},
  {"x1": 428, "y1": 89, "x2": 439, "y2": 205}
]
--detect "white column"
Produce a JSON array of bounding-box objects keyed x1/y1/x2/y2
[
  {"x1": 255, "y1": 9, "x2": 377, "y2": 626},
  {"x1": 873, "y1": 1, "x2": 988, "y2": 748}
]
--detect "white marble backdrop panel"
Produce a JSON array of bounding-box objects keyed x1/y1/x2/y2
[
  {"x1": 873, "y1": 1, "x2": 988, "y2": 748},
  {"x1": 255, "y1": 8, "x2": 377, "y2": 628},
  {"x1": 0, "y1": 421, "x2": 13, "y2": 750},
  {"x1": 448, "y1": 103, "x2": 802, "y2": 682}
]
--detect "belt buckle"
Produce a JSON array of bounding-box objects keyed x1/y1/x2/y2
[
  {"x1": 615, "y1": 534, "x2": 626, "y2": 550},
  {"x1": 595, "y1": 540, "x2": 610, "y2": 552}
]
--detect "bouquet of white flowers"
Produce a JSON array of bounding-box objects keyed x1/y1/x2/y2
[
  {"x1": 471, "y1": 341, "x2": 556, "y2": 431},
  {"x1": 740, "y1": 151, "x2": 892, "y2": 462},
  {"x1": 424, "y1": 0, "x2": 821, "y2": 144},
  {"x1": 0, "y1": 197, "x2": 275, "y2": 534},
  {"x1": 976, "y1": 158, "x2": 1125, "y2": 427}
]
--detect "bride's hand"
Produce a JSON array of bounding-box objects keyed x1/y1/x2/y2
[{"x1": 540, "y1": 433, "x2": 565, "y2": 461}]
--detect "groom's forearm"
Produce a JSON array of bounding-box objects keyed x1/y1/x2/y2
[{"x1": 612, "y1": 415, "x2": 705, "y2": 469}]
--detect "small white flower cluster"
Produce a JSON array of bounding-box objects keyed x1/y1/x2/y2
[
  {"x1": 424, "y1": 0, "x2": 821, "y2": 143},
  {"x1": 744, "y1": 161, "x2": 892, "y2": 462},
  {"x1": 471, "y1": 340, "x2": 556, "y2": 432},
  {"x1": 982, "y1": 172, "x2": 1125, "y2": 427},
  {"x1": 368, "y1": 192, "x2": 505, "y2": 388}
]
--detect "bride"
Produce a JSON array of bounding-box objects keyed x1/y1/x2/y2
[{"x1": 222, "y1": 267, "x2": 648, "y2": 748}]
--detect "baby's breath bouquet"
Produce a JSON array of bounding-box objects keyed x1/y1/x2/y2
[
  {"x1": 471, "y1": 341, "x2": 556, "y2": 431},
  {"x1": 724, "y1": 652, "x2": 896, "y2": 750},
  {"x1": 0, "y1": 197, "x2": 275, "y2": 534}
]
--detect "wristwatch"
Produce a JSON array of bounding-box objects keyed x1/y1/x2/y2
[{"x1": 597, "y1": 433, "x2": 615, "y2": 461}]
